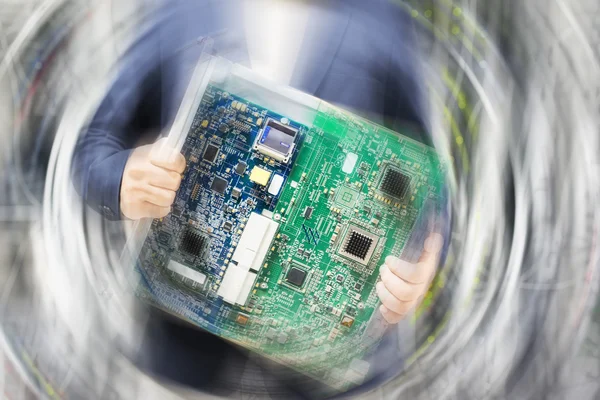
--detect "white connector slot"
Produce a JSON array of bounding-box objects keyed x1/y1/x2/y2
[
  {"x1": 217, "y1": 212, "x2": 279, "y2": 305},
  {"x1": 168, "y1": 260, "x2": 207, "y2": 285}
]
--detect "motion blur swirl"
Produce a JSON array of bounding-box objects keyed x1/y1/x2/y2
[{"x1": 0, "y1": 0, "x2": 599, "y2": 399}]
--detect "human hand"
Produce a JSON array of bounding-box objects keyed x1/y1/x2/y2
[
  {"x1": 376, "y1": 233, "x2": 444, "y2": 324},
  {"x1": 120, "y1": 138, "x2": 186, "y2": 220}
]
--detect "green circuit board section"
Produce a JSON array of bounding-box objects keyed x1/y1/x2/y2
[{"x1": 135, "y1": 84, "x2": 444, "y2": 391}]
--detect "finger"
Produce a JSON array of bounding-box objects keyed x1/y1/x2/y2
[
  {"x1": 380, "y1": 265, "x2": 423, "y2": 302},
  {"x1": 140, "y1": 185, "x2": 177, "y2": 207},
  {"x1": 148, "y1": 165, "x2": 182, "y2": 191},
  {"x1": 376, "y1": 281, "x2": 415, "y2": 316},
  {"x1": 380, "y1": 305, "x2": 405, "y2": 324},
  {"x1": 140, "y1": 202, "x2": 171, "y2": 219},
  {"x1": 384, "y1": 233, "x2": 443, "y2": 284},
  {"x1": 419, "y1": 232, "x2": 444, "y2": 263},
  {"x1": 150, "y1": 139, "x2": 186, "y2": 173}
]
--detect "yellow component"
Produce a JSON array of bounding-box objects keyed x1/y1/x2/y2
[
  {"x1": 323, "y1": 188, "x2": 328, "y2": 194},
  {"x1": 236, "y1": 314, "x2": 249, "y2": 325},
  {"x1": 231, "y1": 100, "x2": 238, "y2": 109},
  {"x1": 241, "y1": 104, "x2": 247, "y2": 112},
  {"x1": 277, "y1": 234, "x2": 281, "y2": 239},
  {"x1": 219, "y1": 271, "x2": 224, "y2": 277},
  {"x1": 226, "y1": 168, "x2": 231, "y2": 173},
  {"x1": 249, "y1": 166, "x2": 272, "y2": 186},
  {"x1": 201, "y1": 120, "x2": 209, "y2": 128},
  {"x1": 257, "y1": 118, "x2": 263, "y2": 126},
  {"x1": 345, "y1": 177, "x2": 350, "y2": 182},
  {"x1": 271, "y1": 246, "x2": 275, "y2": 251}
]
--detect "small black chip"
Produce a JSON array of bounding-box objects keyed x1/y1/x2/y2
[
  {"x1": 235, "y1": 161, "x2": 247, "y2": 175},
  {"x1": 354, "y1": 282, "x2": 362, "y2": 291},
  {"x1": 380, "y1": 168, "x2": 410, "y2": 199},
  {"x1": 303, "y1": 206, "x2": 314, "y2": 219},
  {"x1": 179, "y1": 228, "x2": 207, "y2": 257},
  {"x1": 211, "y1": 177, "x2": 228, "y2": 194},
  {"x1": 336, "y1": 274, "x2": 344, "y2": 283},
  {"x1": 203, "y1": 144, "x2": 219, "y2": 163},
  {"x1": 223, "y1": 221, "x2": 233, "y2": 232},
  {"x1": 285, "y1": 267, "x2": 307, "y2": 287},
  {"x1": 344, "y1": 231, "x2": 373, "y2": 260}
]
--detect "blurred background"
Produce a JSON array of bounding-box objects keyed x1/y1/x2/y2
[{"x1": 0, "y1": 0, "x2": 599, "y2": 399}]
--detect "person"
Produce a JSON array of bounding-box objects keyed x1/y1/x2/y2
[{"x1": 72, "y1": 0, "x2": 445, "y2": 397}]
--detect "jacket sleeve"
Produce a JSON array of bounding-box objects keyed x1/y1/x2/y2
[{"x1": 71, "y1": 32, "x2": 163, "y2": 220}]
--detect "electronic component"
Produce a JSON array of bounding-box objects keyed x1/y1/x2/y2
[
  {"x1": 285, "y1": 267, "x2": 307, "y2": 287},
  {"x1": 268, "y1": 174, "x2": 284, "y2": 196},
  {"x1": 303, "y1": 206, "x2": 314, "y2": 219},
  {"x1": 342, "y1": 152, "x2": 358, "y2": 174},
  {"x1": 253, "y1": 118, "x2": 298, "y2": 163},
  {"x1": 338, "y1": 225, "x2": 379, "y2": 265},
  {"x1": 203, "y1": 144, "x2": 219, "y2": 163},
  {"x1": 379, "y1": 166, "x2": 410, "y2": 199},
  {"x1": 236, "y1": 314, "x2": 249, "y2": 326},
  {"x1": 249, "y1": 166, "x2": 271, "y2": 186},
  {"x1": 217, "y1": 213, "x2": 279, "y2": 305},
  {"x1": 178, "y1": 228, "x2": 208, "y2": 258},
  {"x1": 167, "y1": 260, "x2": 207, "y2": 285},
  {"x1": 211, "y1": 177, "x2": 228, "y2": 194},
  {"x1": 341, "y1": 316, "x2": 355, "y2": 328},
  {"x1": 136, "y1": 83, "x2": 442, "y2": 390},
  {"x1": 235, "y1": 161, "x2": 247, "y2": 175}
]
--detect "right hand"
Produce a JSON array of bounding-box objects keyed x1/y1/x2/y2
[{"x1": 120, "y1": 137, "x2": 186, "y2": 220}]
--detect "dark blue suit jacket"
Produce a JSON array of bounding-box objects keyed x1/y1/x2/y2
[{"x1": 72, "y1": 0, "x2": 430, "y2": 397}]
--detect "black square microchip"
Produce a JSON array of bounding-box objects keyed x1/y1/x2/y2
[
  {"x1": 211, "y1": 177, "x2": 228, "y2": 194},
  {"x1": 223, "y1": 221, "x2": 233, "y2": 232},
  {"x1": 286, "y1": 267, "x2": 307, "y2": 287},
  {"x1": 344, "y1": 231, "x2": 373, "y2": 260},
  {"x1": 380, "y1": 168, "x2": 410, "y2": 199},
  {"x1": 179, "y1": 228, "x2": 207, "y2": 257},
  {"x1": 203, "y1": 144, "x2": 219, "y2": 163}
]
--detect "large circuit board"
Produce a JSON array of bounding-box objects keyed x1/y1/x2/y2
[{"x1": 135, "y1": 84, "x2": 443, "y2": 390}]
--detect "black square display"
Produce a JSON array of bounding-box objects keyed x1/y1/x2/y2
[
  {"x1": 286, "y1": 267, "x2": 307, "y2": 287},
  {"x1": 211, "y1": 177, "x2": 228, "y2": 194},
  {"x1": 380, "y1": 168, "x2": 410, "y2": 199}
]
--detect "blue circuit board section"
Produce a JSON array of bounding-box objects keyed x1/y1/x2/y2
[{"x1": 135, "y1": 85, "x2": 308, "y2": 334}]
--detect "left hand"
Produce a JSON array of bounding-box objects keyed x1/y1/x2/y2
[{"x1": 376, "y1": 233, "x2": 444, "y2": 324}]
